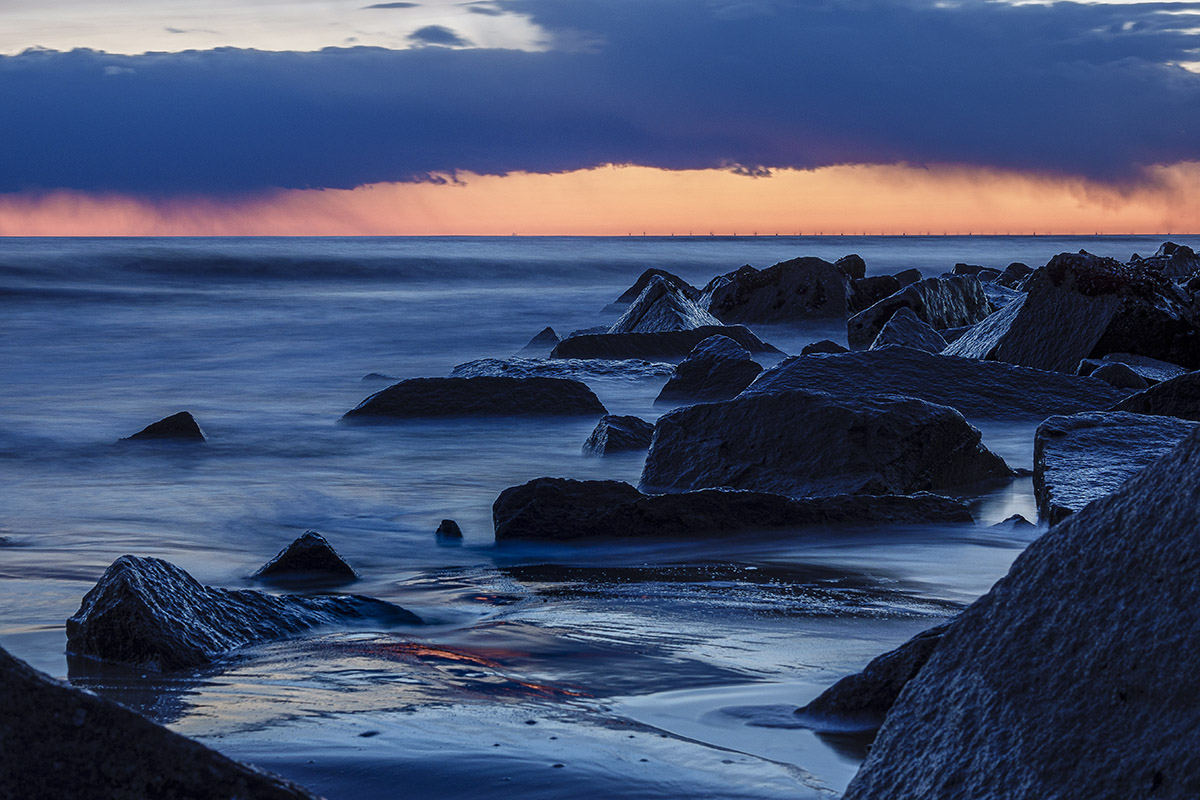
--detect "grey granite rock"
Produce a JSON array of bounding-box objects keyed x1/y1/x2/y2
[
  {"x1": 655, "y1": 335, "x2": 763, "y2": 404},
  {"x1": 253, "y1": 531, "x2": 358, "y2": 582},
  {"x1": 344, "y1": 376, "x2": 606, "y2": 419},
  {"x1": 705, "y1": 256, "x2": 851, "y2": 322},
  {"x1": 847, "y1": 276, "x2": 992, "y2": 349},
  {"x1": 609, "y1": 276, "x2": 721, "y2": 334},
  {"x1": 868, "y1": 307, "x2": 947, "y2": 353},
  {"x1": 549, "y1": 325, "x2": 781, "y2": 361},
  {"x1": 1111, "y1": 370, "x2": 1200, "y2": 421},
  {"x1": 123, "y1": 411, "x2": 205, "y2": 443},
  {"x1": 581, "y1": 414, "x2": 655, "y2": 455}
]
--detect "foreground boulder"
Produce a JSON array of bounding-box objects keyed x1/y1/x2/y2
[
  {"x1": 0, "y1": 645, "x2": 318, "y2": 799},
  {"x1": 549, "y1": 325, "x2": 780, "y2": 361},
  {"x1": 613, "y1": 268, "x2": 700, "y2": 304},
  {"x1": 344, "y1": 376, "x2": 606, "y2": 419},
  {"x1": 66, "y1": 556, "x2": 420, "y2": 671},
  {"x1": 581, "y1": 415, "x2": 655, "y2": 455},
  {"x1": 641, "y1": 390, "x2": 1009, "y2": 496},
  {"x1": 609, "y1": 276, "x2": 721, "y2": 334},
  {"x1": 744, "y1": 347, "x2": 1126, "y2": 420},
  {"x1": 253, "y1": 531, "x2": 358, "y2": 582},
  {"x1": 123, "y1": 411, "x2": 205, "y2": 442},
  {"x1": 842, "y1": 424, "x2": 1200, "y2": 800},
  {"x1": 493, "y1": 478, "x2": 971, "y2": 541},
  {"x1": 704, "y1": 256, "x2": 850, "y2": 322},
  {"x1": 1033, "y1": 411, "x2": 1197, "y2": 524},
  {"x1": 868, "y1": 308, "x2": 947, "y2": 353},
  {"x1": 847, "y1": 276, "x2": 992, "y2": 349},
  {"x1": 1112, "y1": 370, "x2": 1200, "y2": 421},
  {"x1": 655, "y1": 335, "x2": 762, "y2": 404}
]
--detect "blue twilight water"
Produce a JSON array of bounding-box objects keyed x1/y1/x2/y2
[{"x1": 0, "y1": 235, "x2": 1182, "y2": 798}]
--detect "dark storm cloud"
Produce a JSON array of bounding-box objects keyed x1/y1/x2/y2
[
  {"x1": 2, "y1": 0, "x2": 1199, "y2": 193},
  {"x1": 407, "y1": 25, "x2": 472, "y2": 46}
]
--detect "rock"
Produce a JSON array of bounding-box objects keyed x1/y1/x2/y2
[
  {"x1": 252, "y1": 531, "x2": 358, "y2": 582},
  {"x1": 361, "y1": 372, "x2": 397, "y2": 382},
  {"x1": 842, "y1": 424, "x2": 1200, "y2": 800},
  {"x1": 835, "y1": 254, "x2": 867, "y2": 280},
  {"x1": 582, "y1": 414, "x2": 655, "y2": 455},
  {"x1": 893, "y1": 268, "x2": 922, "y2": 287},
  {"x1": 641, "y1": 390, "x2": 1009, "y2": 496},
  {"x1": 66, "y1": 556, "x2": 421, "y2": 671},
  {"x1": 566, "y1": 325, "x2": 610, "y2": 338},
  {"x1": 847, "y1": 276, "x2": 992, "y2": 349},
  {"x1": 609, "y1": 276, "x2": 721, "y2": 334},
  {"x1": 123, "y1": 411, "x2": 205, "y2": 443},
  {"x1": 516, "y1": 326, "x2": 560, "y2": 358},
  {"x1": 939, "y1": 325, "x2": 973, "y2": 344},
  {"x1": 940, "y1": 294, "x2": 1027, "y2": 360},
  {"x1": 0, "y1": 644, "x2": 318, "y2": 799},
  {"x1": 794, "y1": 624, "x2": 950, "y2": 732},
  {"x1": 1135, "y1": 241, "x2": 1200, "y2": 278},
  {"x1": 344, "y1": 376, "x2": 606, "y2": 419},
  {"x1": 848, "y1": 275, "x2": 902, "y2": 314},
  {"x1": 549, "y1": 325, "x2": 781, "y2": 361},
  {"x1": 614, "y1": 268, "x2": 699, "y2": 304},
  {"x1": 997, "y1": 261, "x2": 1034, "y2": 288},
  {"x1": 868, "y1": 308, "x2": 947, "y2": 353},
  {"x1": 1088, "y1": 362, "x2": 1149, "y2": 390},
  {"x1": 800, "y1": 339, "x2": 848, "y2": 355},
  {"x1": 951, "y1": 263, "x2": 1001, "y2": 281},
  {"x1": 981, "y1": 281, "x2": 1025, "y2": 309},
  {"x1": 989, "y1": 513, "x2": 1036, "y2": 530},
  {"x1": 435, "y1": 519, "x2": 463, "y2": 538},
  {"x1": 1033, "y1": 411, "x2": 1197, "y2": 524},
  {"x1": 705, "y1": 256, "x2": 851, "y2": 322},
  {"x1": 451, "y1": 357, "x2": 674, "y2": 381},
  {"x1": 745, "y1": 347, "x2": 1126, "y2": 421},
  {"x1": 654, "y1": 335, "x2": 763, "y2": 405},
  {"x1": 493, "y1": 478, "x2": 972, "y2": 541},
  {"x1": 1076, "y1": 352, "x2": 1187, "y2": 385},
  {"x1": 1112, "y1": 371, "x2": 1200, "y2": 421}
]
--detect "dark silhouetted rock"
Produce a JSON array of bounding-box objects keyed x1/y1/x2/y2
[
  {"x1": 1135, "y1": 241, "x2": 1200, "y2": 278},
  {"x1": 835, "y1": 254, "x2": 867, "y2": 280},
  {"x1": 641, "y1": 390, "x2": 1009, "y2": 496},
  {"x1": 1088, "y1": 362, "x2": 1149, "y2": 390},
  {"x1": 66, "y1": 556, "x2": 420, "y2": 671},
  {"x1": 848, "y1": 275, "x2": 902, "y2": 314},
  {"x1": 0, "y1": 644, "x2": 318, "y2": 799},
  {"x1": 1112, "y1": 370, "x2": 1200, "y2": 421},
  {"x1": 868, "y1": 308, "x2": 947, "y2": 353},
  {"x1": 614, "y1": 268, "x2": 699, "y2": 304},
  {"x1": 655, "y1": 335, "x2": 762, "y2": 405},
  {"x1": 745, "y1": 347, "x2": 1126, "y2": 421},
  {"x1": 123, "y1": 411, "x2": 205, "y2": 442},
  {"x1": 344, "y1": 376, "x2": 606, "y2": 419},
  {"x1": 1034, "y1": 411, "x2": 1197, "y2": 524},
  {"x1": 253, "y1": 531, "x2": 358, "y2": 582},
  {"x1": 435, "y1": 519, "x2": 463, "y2": 538},
  {"x1": 582, "y1": 414, "x2": 655, "y2": 455},
  {"x1": 609, "y1": 276, "x2": 720, "y2": 334},
  {"x1": 361, "y1": 372, "x2": 398, "y2": 382},
  {"x1": 893, "y1": 268, "x2": 922, "y2": 287},
  {"x1": 705, "y1": 256, "x2": 851, "y2": 322},
  {"x1": 494, "y1": 478, "x2": 971, "y2": 541},
  {"x1": 990, "y1": 513, "x2": 1036, "y2": 530},
  {"x1": 1076, "y1": 352, "x2": 1186, "y2": 385},
  {"x1": 549, "y1": 325, "x2": 780, "y2": 361},
  {"x1": 795, "y1": 624, "x2": 949, "y2": 732},
  {"x1": 566, "y1": 325, "x2": 610, "y2": 338},
  {"x1": 951, "y1": 263, "x2": 1001, "y2": 281},
  {"x1": 516, "y1": 326, "x2": 560, "y2": 357},
  {"x1": 842, "y1": 424, "x2": 1200, "y2": 800},
  {"x1": 847, "y1": 276, "x2": 992, "y2": 349},
  {"x1": 451, "y1": 357, "x2": 673, "y2": 380},
  {"x1": 997, "y1": 261, "x2": 1034, "y2": 288},
  {"x1": 800, "y1": 339, "x2": 848, "y2": 355}
]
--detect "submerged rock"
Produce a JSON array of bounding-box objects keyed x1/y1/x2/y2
[
  {"x1": 451, "y1": 357, "x2": 674, "y2": 381},
  {"x1": 549, "y1": 325, "x2": 780, "y2": 361},
  {"x1": 1034, "y1": 411, "x2": 1198, "y2": 524},
  {"x1": 609, "y1": 276, "x2": 720, "y2": 334},
  {"x1": 641, "y1": 390, "x2": 1010, "y2": 496},
  {"x1": 582, "y1": 414, "x2": 655, "y2": 455},
  {"x1": 1112, "y1": 370, "x2": 1200, "y2": 421},
  {"x1": 435, "y1": 519, "x2": 463, "y2": 538},
  {"x1": 515, "y1": 326, "x2": 560, "y2": 358},
  {"x1": 0, "y1": 644, "x2": 318, "y2": 799},
  {"x1": 868, "y1": 307, "x2": 947, "y2": 353},
  {"x1": 655, "y1": 335, "x2": 763, "y2": 404},
  {"x1": 847, "y1": 276, "x2": 992, "y2": 349},
  {"x1": 123, "y1": 411, "x2": 205, "y2": 443},
  {"x1": 344, "y1": 376, "x2": 606, "y2": 419},
  {"x1": 843, "y1": 424, "x2": 1200, "y2": 800},
  {"x1": 614, "y1": 268, "x2": 699, "y2": 304},
  {"x1": 493, "y1": 478, "x2": 971, "y2": 541},
  {"x1": 66, "y1": 556, "x2": 420, "y2": 671},
  {"x1": 705, "y1": 256, "x2": 851, "y2": 322},
  {"x1": 253, "y1": 531, "x2": 358, "y2": 582}
]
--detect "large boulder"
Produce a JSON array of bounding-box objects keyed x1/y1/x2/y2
[
  {"x1": 344, "y1": 376, "x2": 606, "y2": 419},
  {"x1": 744, "y1": 347, "x2": 1126, "y2": 421},
  {"x1": 123, "y1": 411, "x2": 205, "y2": 443},
  {"x1": 943, "y1": 251, "x2": 1200, "y2": 373},
  {"x1": 581, "y1": 414, "x2": 655, "y2": 455},
  {"x1": 641, "y1": 390, "x2": 1010, "y2": 496},
  {"x1": 868, "y1": 308, "x2": 947, "y2": 353},
  {"x1": 0, "y1": 644, "x2": 317, "y2": 799},
  {"x1": 613, "y1": 268, "x2": 699, "y2": 304},
  {"x1": 493, "y1": 478, "x2": 971, "y2": 541},
  {"x1": 549, "y1": 325, "x2": 780, "y2": 361},
  {"x1": 1033, "y1": 411, "x2": 1198, "y2": 524},
  {"x1": 848, "y1": 275, "x2": 902, "y2": 315},
  {"x1": 609, "y1": 276, "x2": 721, "y2": 334},
  {"x1": 654, "y1": 335, "x2": 763, "y2": 405},
  {"x1": 451, "y1": 357, "x2": 673, "y2": 380},
  {"x1": 252, "y1": 531, "x2": 358, "y2": 582},
  {"x1": 66, "y1": 556, "x2": 420, "y2": 671},
  {"x1": 1112, "y1": 370, "x2": 1200, "y2": 421},
  {"x1": 704, "y1": 256, "x2": 851, "y2": 322},
  {"x1": 847, "y1": 276, "x2": 992, "y2": 349},
  {"x1": 842, "y1": 425, "x2": 1200, "y2": 800}
]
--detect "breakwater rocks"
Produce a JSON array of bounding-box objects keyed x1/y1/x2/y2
[
  {"x1": 654, "y1": 335, "x2": 763, "y2": 405},
  {"x1": 344, "y1": 376, "x2": 607, "y2": 419},
  {"x1": 582, "y1": 415, "x2": 655, "y2": 455}
]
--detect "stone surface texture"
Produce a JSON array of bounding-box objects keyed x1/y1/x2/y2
[
  {"x1": 868, "y1": 307, "x2": 948, "y2": 353},
  {"x1": 609, "y1": 276, "x2": 721, "y2": 334},
  {"x1": 1112, "y1": 370, "x2": 1200, "y2": 421},
  {"x1": 847, "y1": 276, "x2": 992, "y2": 349},
  {"x1": 705, "y1": 256, "x2": 850, "y2": 322},
  {"x1": 581, "y1": 414, "x2": 655, "y2": 455}
]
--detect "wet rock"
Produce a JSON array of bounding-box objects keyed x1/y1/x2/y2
[
  {"x1": 253, "y1": 531, "x2": 358, "y2": 582},
  {"x1": 836, "y1": 254, "x2": 867, "y2": 280},
  {"x1": 0, "y1": 644, "x2": 318, "y2": 799},
  {"x1": 989, "y1": 513, "x2": 1036, "y2": 530},
  {"x1": 582, "y1": 414, "x2": 655, "y2": 455},
  {"x1": 951, "y1": 264, "x2": 1001, "y2": 281},
  {"x1": 66, "y1": 556, "x2": 421, "y2": 671},
  {"x1": 516, "y1": 326, "x2": 560, "y2": 358},
  {"x1": 800, "y1": 339, "x2": 848, "y2": 355},
  {"x1": 435, "y1": 519, "x2": 463, "y2": 538},
  {"x1": 549, "y1": 325, "x2": 781, "y2": 361},
  {"x1": 940, "y1": 294, "x2": 1027, "y2": 360},
  {"x1": 609, "y1": 276, "x2": 721, "y2": 334},
  {"x1": 123, "y1": 411, "x2": 205, "y2": 443},
  {"x1": 893, "y1": 268, "x2": 922, "y2": 287},
  {"x1": 745, "y1": 347, "x2": 1125, "y2": 420},
  {"x1": 1088, "y1": 362, "x2": 1149, "y2": 391},
  {"x1": 997, "y1": 261, "x2": 1034, "y2": 288},
  {"x1": 451, "y1": 357, "x2": 674, "y2": 380},
  {"x1": 848, "y1": 275, "x2": 902, "y2": 314},
  {"x1": 641, "y1": 390, "x2": 1009, "y2": 496},
  {"x1": 344, "y1": 376, "x2": 606, "y2": 419},
  {"x1": 981, "y1": 281, "x2": 1025, "y2": 309},
  {"x1": 1112, "y1": 371, "x2": 1200, "y2": 421},
  {"x1": 1076, "y1": 352, "x2": 1186, "y2": 385},
  {"x1": 614, "y1": 268, "x2": 699, "y2": 304},
  {"x1": 842, "y1": 424, "x2": 1200, "y2": 800},
  {"x1": 868, "y1": 308, "x2": 947, "y2": 353},
  {"x1": 654, "y1": 335, "x2": 763, "y2": 405},
  {"x1": 494, "y1": 478, "x2": 971, "y2": 541},
  {"x1": 705, "y1": 256, "x2": 851, "y2": 322},
  {"x1": 1134, "y1": 241, "x2": 1200, "y2": 278},
  {"x1": 795, "y1": 623, "x2": 950, "y2": 732},
  {"x1": 847, "y1": 276, "x2": 992, "y2": 349}
]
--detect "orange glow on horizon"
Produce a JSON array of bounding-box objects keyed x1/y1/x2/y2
[{"x1": 1, "y1": 163, "x2": 1199, "y2": 236}]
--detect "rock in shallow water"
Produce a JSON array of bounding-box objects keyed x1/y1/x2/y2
[
  {"x1": 66, "y1": 556, "x2": 420, "y2": 671},
  {"x1": 344, "y1": 376, "x2": 606, "y2": 419},
  {"x1": 582, "y1": 414, "x2": 655, "y2": 455},
  {"x1": 0, "y1": 644, "x2": 318, "y2": 799},
  {"x1": 123, "y1": 411, "x2": 205, "y2": 443},
  {"x1": 654, "y1": 335, "x2": 762, "y2": 405},
  {"x1": 253, "y1": 531, "x2": 358, "y2": 582},
  {"x1": 515, "y1": 326, "x2": 560, "y2": 358}
]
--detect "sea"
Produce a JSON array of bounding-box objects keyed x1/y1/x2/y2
[{"x1": 0, "y1": 235, "x2": 1179, "y2": 798}]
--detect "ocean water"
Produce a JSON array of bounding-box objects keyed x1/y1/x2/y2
[{"x1": 0, "y1": 235, "x2": 1176, "y2": 797}]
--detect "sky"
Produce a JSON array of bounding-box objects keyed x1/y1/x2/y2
[{"x1": 2, "y1": 0, "x2": 1199, "y2": 235}]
